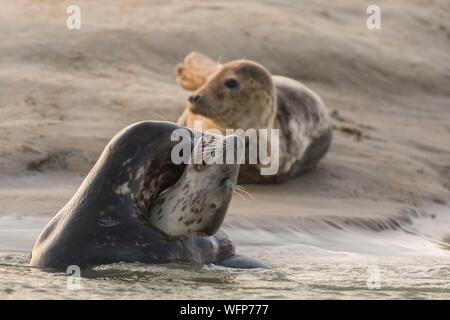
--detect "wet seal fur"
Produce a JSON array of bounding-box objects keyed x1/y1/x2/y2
[
  {"x1": 177, "y1": 52, "x2": 333, "y2": 183},
  {"x1": 29, "y1": 121, "x2": 264, "y2": 270}
]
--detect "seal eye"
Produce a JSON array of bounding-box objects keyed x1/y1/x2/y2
[{"x1": 224, "y1": 79, "x2": 239, "y2": 90}]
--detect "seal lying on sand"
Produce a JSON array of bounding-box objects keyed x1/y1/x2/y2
[
  {"x1": 176, "y1": 52, "x2": 333, "y2": 183},
  {"x1": 29, "y1": 121, "x2": 264, "y2": 270}
]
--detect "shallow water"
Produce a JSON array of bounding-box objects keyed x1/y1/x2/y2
[
  {"x1": 1, "y1": 208, "x2": 450, "y2": 299},
  {"x1": 1, "y1": 247, "x2": 450, "y2": 299}
]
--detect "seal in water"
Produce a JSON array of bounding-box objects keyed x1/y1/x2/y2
[
  {"x1": 176, "y1": 52, "x2": 333, "y2": 183},
  {"x1": 29, "y1": 121, "x2": 265, "y2": 270}
]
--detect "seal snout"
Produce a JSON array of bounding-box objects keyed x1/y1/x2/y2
[{"x1": 188, "y1": 94, "x2": 202, "y2": 114}]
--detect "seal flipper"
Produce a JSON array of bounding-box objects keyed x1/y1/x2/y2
[{"x1": 217, "y1": 254, "x2": 267, "y2": 269}]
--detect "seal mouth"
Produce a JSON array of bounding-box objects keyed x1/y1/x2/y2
[
  {"x1": 189, "y1": 100, "x2": 212, "y2": 117},
  {"x1": 189, "y1": 100, "x2": 229, "y2": 121},
  {"x1": 155, "y1": 184, "x2": 174, "y2": 199}
]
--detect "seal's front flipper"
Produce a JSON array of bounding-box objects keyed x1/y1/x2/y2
[{"x1": 217, "y1": 254, "x2": 267, "y2": 269}]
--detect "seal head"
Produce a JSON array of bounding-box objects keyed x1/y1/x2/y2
[
  {"x1": 189, "y1": 60, "x2": 276, "y2": 130},
  {"x1": 147, "y1": 134, "x2": 244, "y2": 238}
]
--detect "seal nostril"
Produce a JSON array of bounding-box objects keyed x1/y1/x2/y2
[{"x1": 189, "y1": 95, "x2": 200, "y2": 104}]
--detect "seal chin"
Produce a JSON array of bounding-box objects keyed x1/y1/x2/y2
[
  {"x1": 189, "y1": 103, "x2": 200, "y2": 115},
  {"x1": 188, "y1": 100, "x2": 216, "y2": 118}
]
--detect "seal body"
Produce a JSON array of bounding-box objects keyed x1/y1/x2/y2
[
  {"x1": 29, "y1": 121, "x2": 260, "y2": 270},
  {"x1": 176, "y1": 53, "x2": 332, "y2": 183}
]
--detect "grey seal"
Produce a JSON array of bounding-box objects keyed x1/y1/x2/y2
[{"x1": 29, "y1": 121, "x2": 265, "y2": 270}]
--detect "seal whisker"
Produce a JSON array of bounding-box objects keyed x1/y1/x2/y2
[
  {"x1": 157, "y1": 187, "x2": 172, "y2": 197},
  {"x1": 203, "y1": 148, "x2": 224, "y2": 157},
  {"x1": 234, "y1": 185, "x2": 255, "y2": 200},
  {"x1": 149, "y1": 112, "x2": 169, "y2": 122},
  {"x1": 233, "y1": 187, "x2": 248, "y2": 199},
  {"x1": 233, "y1": 189, "x2": 247, "y2": 200},
  {"x1": 235, "y1": 188, "x2": 253, "y2": 201},
  {"x1": 238, "y1": 189, "x2": 255, "y2": 200},
  {"x1": 201, "y1": 147, "x2": 220, "y2": 154}
]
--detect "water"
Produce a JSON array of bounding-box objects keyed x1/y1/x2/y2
[
  {"x1": 1, "y1": 207, "x2": 450, "y2": 299},
  {"x1": 1, "y1": 247, "x2": 450, "y2": 299}
]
